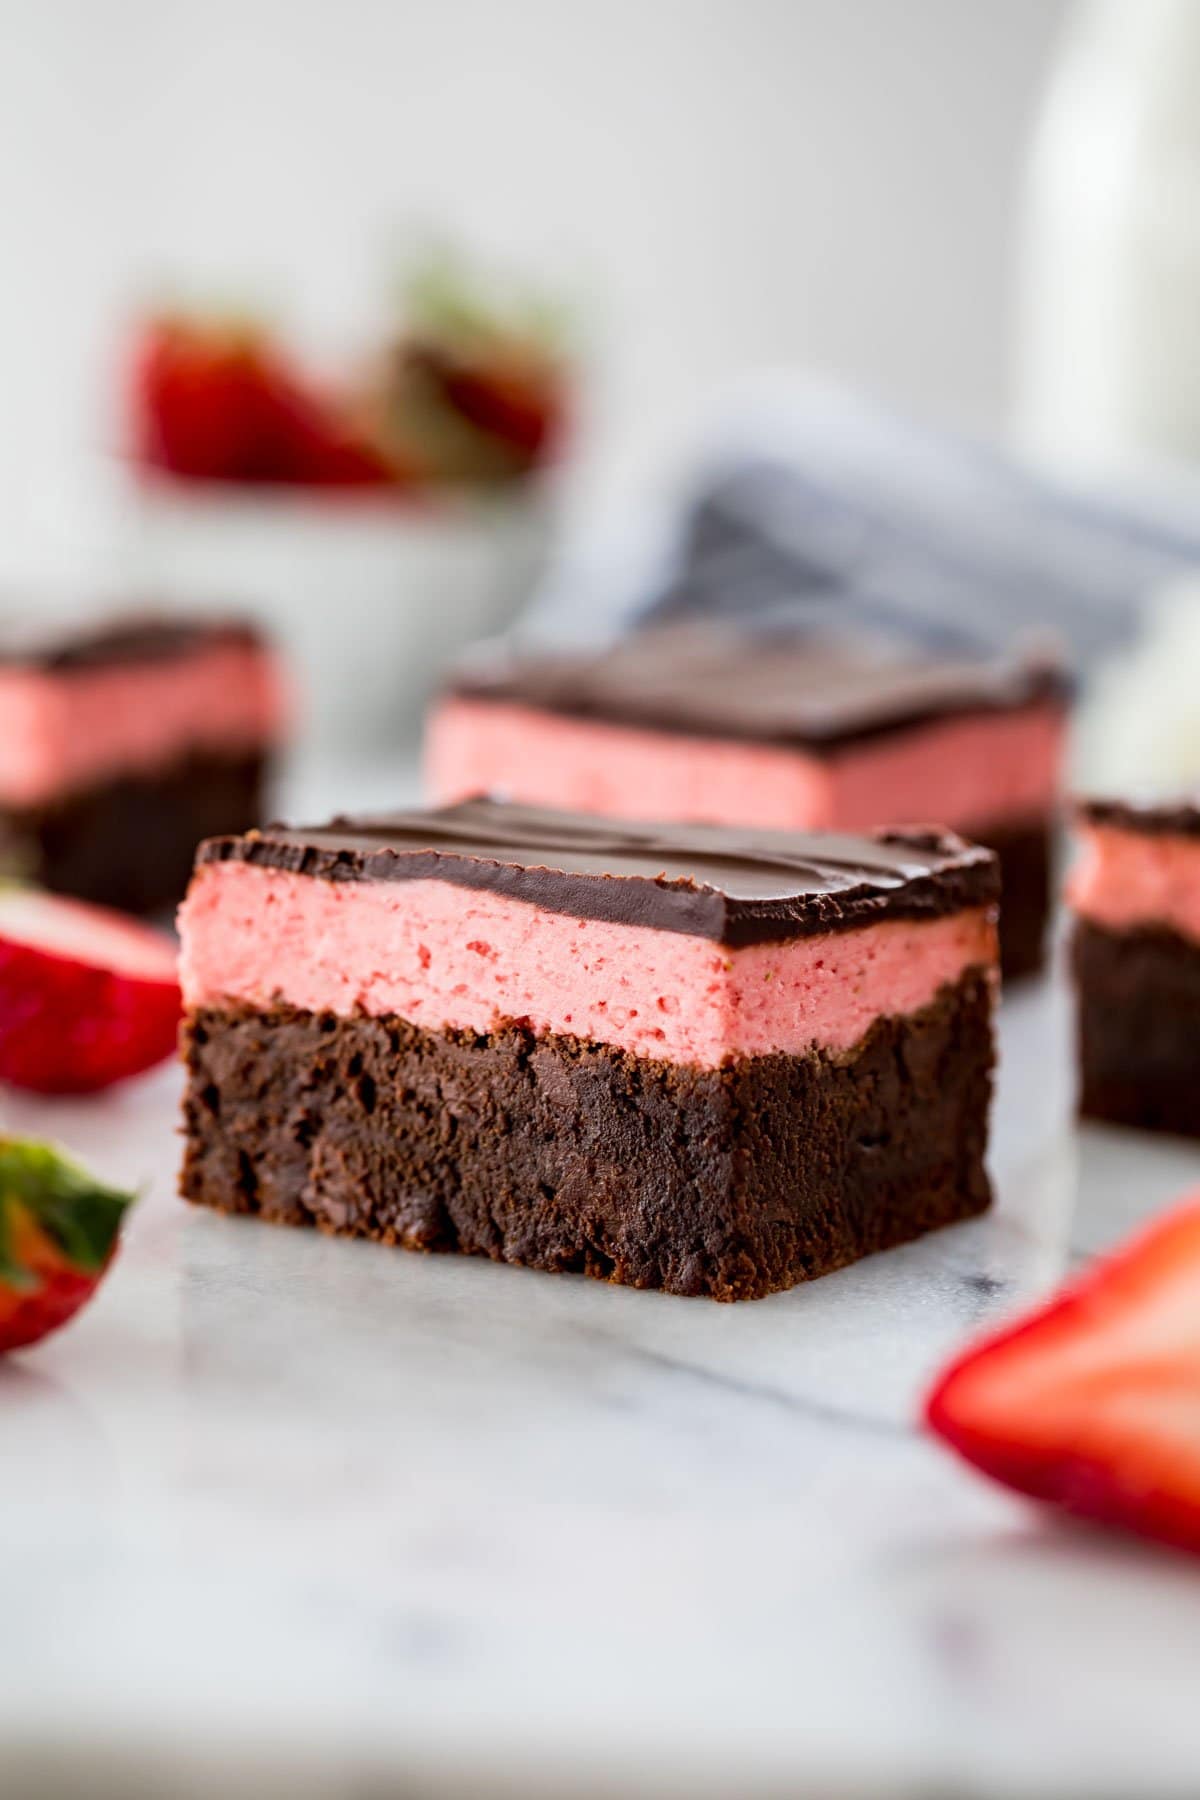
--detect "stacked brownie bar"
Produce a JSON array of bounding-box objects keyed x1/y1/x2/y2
[
  {"x1": 0, "y1": 616, "x2": 285, "y2": 912},
  {"x1": 426, "y1": 627, "x2": 1068, "y2": 978},
  {"x1": 1070, "y1": 796, "x2": 1200, "y2": 1137},
  {"x1": 178, "y1": 797, "x2": 999, "y2": 1300}
]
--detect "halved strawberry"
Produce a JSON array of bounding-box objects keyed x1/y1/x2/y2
[
  {"x1": 418, "y1": 345, "x2": 564, "y2": 464},
  {"x1": 132, "y1": 315, "x2": 298, "y2": 483},
  {"x1": 0, "y1": 1137, "x2": 132, "y2": 1352},
  {"x1": 926, "y1": 1194, "x2": 1200, "y2": 1557},
  {"x1": 292, "y1": 407, "x2": 407, "y2": 489},
  {"x1": 132, "y1": 313, "x2": 401, "y2": 490},
  {"x1": 0, "y1": 888, "x2": 180, "y2": 1094}
]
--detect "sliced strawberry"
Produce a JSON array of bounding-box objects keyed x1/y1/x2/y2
[
  {"x1": 291, "y1": 406, "x2": 407, "y2": 489},
  {"x1": 386, "y1": 248, "x2": 570, "y2": 481},
  {"x1": 133, "y1": 315, "x2": 291, "y2": 482},
  {"x1": 0, "y1": 1137, "x2": 132, "y2": 1352},
  {"x1": 425, "y1": 349, "x2": 564, "y2": 464},
  {"x1": 0, "y1": 888, "x2": 180, "y2": 1094},
  {"x1": 392, "y1": 341, "x2": 564, "y2": 480},
  {"x1": 926, "y1": 1194, "x2": 1200, "y2": 1557},
  {"x1": 132, "y1": 314, "x2": 405, "y2": 490}
]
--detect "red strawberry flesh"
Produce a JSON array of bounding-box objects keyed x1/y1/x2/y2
[
  {"x1": 0, "y1": 888, "x2": 180, "y2": 1094},
  {"x1": 0, "y1": 1138, "x2": 132, "y2": 1352},
  {"x1": 132, "y1": 316, "x2": 400, "y2": 490},
  {"x1": 926, "y1": 1195, "x2": 1200, "y2": 1557}
]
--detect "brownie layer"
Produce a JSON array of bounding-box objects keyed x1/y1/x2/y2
[
  {"x1": 180, "y1": 968, "x2": 994, "y2": 1302},
  {"x1": 1074, "y1": 921, "x2": 1200, "y2": 1138},
  {"x1": 0, "y1": 750, "x2": 267, "y2": 914},
  {"x1": 982, "y1": 815, "x2": 1054, "y2": 981}
]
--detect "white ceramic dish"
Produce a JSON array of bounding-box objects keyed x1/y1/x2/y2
[{"x1": 117, "y1": 480, "x2": 558, "y2": 754}]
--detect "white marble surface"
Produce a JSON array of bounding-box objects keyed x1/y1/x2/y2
[{"x1": 4, "y1": 961, "x2": 1200, "y2": 1798}]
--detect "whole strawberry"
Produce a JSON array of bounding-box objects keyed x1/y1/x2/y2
[{"x1": 0, "y1": 1138, "x2": 132, "y2": 1353}]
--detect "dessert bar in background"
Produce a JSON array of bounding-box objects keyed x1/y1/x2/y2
[
  {"x1": 427, "y1": 627, "x2": 1068, "y2": 978},
  {"x1": 178, "y1": 798, "x2": 999, "y2": 1301},
  {"x1": 1070, "y1": 796, "x2": 1200, "y2": 1137},
  {"x1": 0, "y1": 615, "x2": 285, "y2": 913}
]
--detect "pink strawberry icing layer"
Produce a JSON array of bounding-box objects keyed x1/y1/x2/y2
[
  {"x1": 1069, "y1": 824, "x2": 1200, "y2": 946},
  {"x1": 0, "y1": 639, "x2": 285, "y2": 806},
  {"x1": 426, "y1": 697, "x2": 1064, "y2": 833},
  {"x1": 179, "y1": 861, "x2": 997, "y2": 1067}
]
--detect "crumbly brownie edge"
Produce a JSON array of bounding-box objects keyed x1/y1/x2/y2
[
  {"x1": 0, "y1": 750, "x2": 269, "y2": 914},
  {"x1": 1073, "y1": 919, "x2": 1200, "y2": 1138},
  {"x1": 975, "y1": 814, "x2": 1055, "y2": 982},
  {"x1": 180, "y1": 970, "x2": 995, "y2": 1302}
]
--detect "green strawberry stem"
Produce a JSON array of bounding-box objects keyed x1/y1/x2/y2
[
  {"x1": 0, "y1": 1138, "x2": 133, "y2": 1286},
  {"x1": 402, "y1": 241, "x2": 572, "y2": 359}
]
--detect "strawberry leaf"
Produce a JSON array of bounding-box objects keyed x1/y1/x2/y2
[
  {"x1": 0, "y1": 1200, "x2": 38, "y2": 1291},
  {"x1": 0, "y1": 1138, "x2": 133, "y2": 1276}
]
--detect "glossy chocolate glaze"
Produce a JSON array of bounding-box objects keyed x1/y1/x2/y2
[
  {"x1": 0, "y1": 614, "x2": 261, "y2": 671},
  {"x1": 198, "y1": 797, "x2": 999, "y2": 946},
  {"x1": 1076, "y1": 795, "x2": 1200, "y2": 839},
  {"x1": 445, "y1": 625, "x2": 1069, "y2": 748}
]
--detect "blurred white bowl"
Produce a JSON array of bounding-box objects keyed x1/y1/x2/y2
[{"x1": 118, "y1": 480, "x2": 557, "y2": 755}]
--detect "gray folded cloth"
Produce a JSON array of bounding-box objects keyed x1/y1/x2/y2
[{"x1": 532, "y1": 383, "x2": 1200, "y2": 674}]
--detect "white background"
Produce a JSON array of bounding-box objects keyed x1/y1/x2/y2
[{"x1": 0, "y1": 0, "x2": 1069, "y2": 572}]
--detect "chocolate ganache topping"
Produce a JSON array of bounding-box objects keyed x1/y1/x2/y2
[
  {"x1": 1076, "y1": 794, "x2": 1200, "y2": 839},
  {"x1": 0, "y1": 614, "x2": 261, "y2": 672},
  {"x1": 445, "y1": 625, "x2": 1068, "y2": 749},
  {"x1": 198, "y1": 797, "x2": 999, "y2": 947}
]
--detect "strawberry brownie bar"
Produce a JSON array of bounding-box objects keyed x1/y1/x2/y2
[
  {"x1": 427, "y1": 628, "x2": 1068, "y2": 978},
  {"x1": 1070, "y1": 796, "x2": 1200, "y2": 1136},
  {"x1": 178, "y1": 798, "x2": 999, "y2": 1300},
  {"x1": 0, "y1": 615, "x2": 285, "y2": 912}
]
